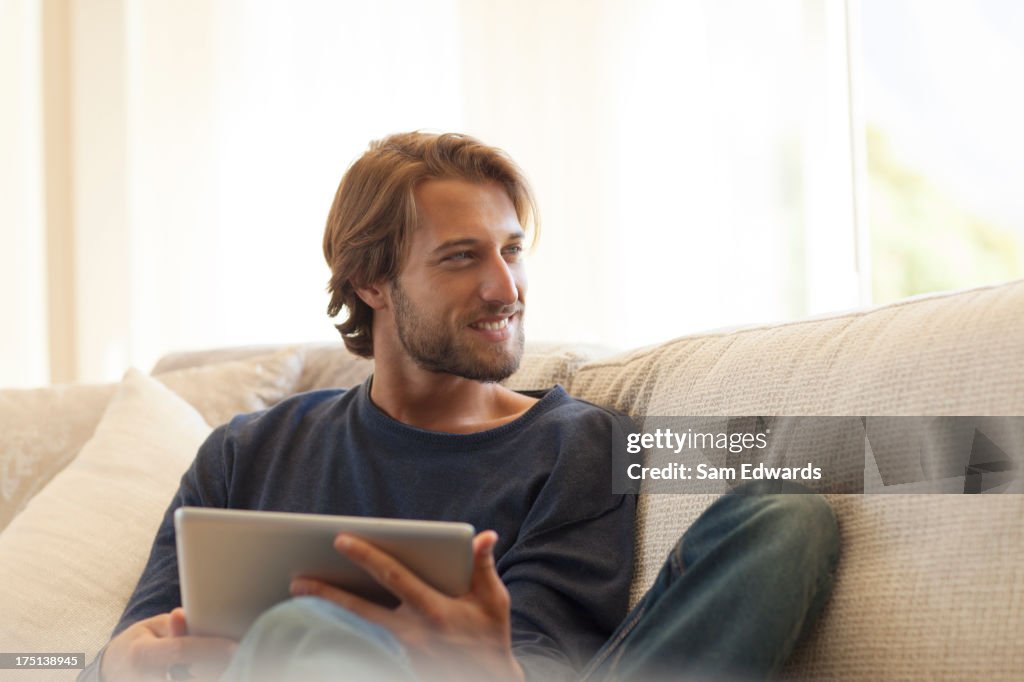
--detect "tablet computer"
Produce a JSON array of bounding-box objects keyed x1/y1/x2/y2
[{"x1": 174, "y1": 507, "x2": 475, "y2": 639}]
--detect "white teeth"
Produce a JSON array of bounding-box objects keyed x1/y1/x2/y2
[{"x1": 473, "y1": 317, "x2": 510, "y2": 331}]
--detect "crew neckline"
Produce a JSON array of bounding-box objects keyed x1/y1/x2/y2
[{"x1": 355, "y1": 375, "x2": 569, "y2": 448}]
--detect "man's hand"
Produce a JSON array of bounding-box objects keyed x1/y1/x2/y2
[
  {"x1": 100, "y1": 607, "x2": 238, "y2": 682},
  {"x1": 290, "y1": 530, "x2": 525, "y2": 682}
]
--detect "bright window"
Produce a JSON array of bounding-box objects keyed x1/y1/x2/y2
[{"x1": 860, "y1": 0, "x2": 1024, "y2": 303}]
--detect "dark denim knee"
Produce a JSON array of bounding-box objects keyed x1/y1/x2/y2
[
  {"x1": 676, "y1": 482, "x2": 839, "y2": 571},
  {"x1": 739, "y1": 483, "x2": 840, "y2": 579},
  {"x1": 702, "y1": 481, "x2": 840, "y2": 571}
]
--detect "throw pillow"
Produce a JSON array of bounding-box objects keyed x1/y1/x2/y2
[
  {"x1": 0, "y1": 369, "x2": 212, "y2": 679},
  {"x1": 0, "y1": 348, "x2": 303, "y2": 532}
]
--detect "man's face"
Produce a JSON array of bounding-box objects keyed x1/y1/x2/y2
[{"x1": 385, "y1": 179, "x2": 527, "y2": 383}]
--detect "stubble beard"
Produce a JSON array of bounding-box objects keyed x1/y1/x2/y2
[{"x1": 390, "y1": 279, "x2": 525, "y2": 383}]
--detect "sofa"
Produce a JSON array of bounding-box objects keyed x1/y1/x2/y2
[{"x1": 1, "y1": 278, "x2": 1022, "y2": 680}]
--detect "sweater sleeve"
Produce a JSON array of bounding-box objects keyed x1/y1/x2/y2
[
  {"x1": 506, "y1": 498, "x2": 635, "y2": 681},
  {"x1": 500, "y1": 409, "x2": 638, "y2": 681}
]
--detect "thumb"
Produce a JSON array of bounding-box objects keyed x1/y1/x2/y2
[
  {"x1": 470, "y1": 530, "x2": 502, "y2": 592},
  {"x1": 169, "y1": 607, "x2": 188, "y2": 637}
]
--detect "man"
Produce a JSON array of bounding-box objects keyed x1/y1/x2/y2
[{"x1": 81, "y1": 132, "x2": 839, "y2": 682}]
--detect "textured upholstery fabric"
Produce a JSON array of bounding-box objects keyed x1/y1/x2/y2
[
  {"x1": 788, "y1": 494, "x2": 1024, "y2": 680},
  {"x1": 569, "y1": 280, "x2": 1024, "y2": 417},
  {"x1": 0, "y1": 370, "x2": 213, "y2": 681},
  {"x1": 0, "y1": 383, "x2": 115, "y2": 534},
  {"x1": 151, "y1": 344, "x2": 340, "y2": 394},
  {"x1": 5, "y1": 279, "x2": 1022, "y2": 679},
  {"x1": 0, "y1": 349, "x2": 303, "y2": 532},
  {"x1": 153, "y1": 341, "x2": 613, "y2": 393},
  {"x1": 568, "y1": 279, "x2": 1024, "y2": 680}
]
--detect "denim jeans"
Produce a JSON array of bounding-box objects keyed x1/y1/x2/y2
[
  {"x1": 580, "y1": 481, "x2": 840, "y2": 681},
  {"x1": 221, "y1": 481, "x2": 840, "y2": 682}
]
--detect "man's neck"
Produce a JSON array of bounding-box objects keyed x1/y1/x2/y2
[{"x1": 369, "y1": 361, "x2": 538, "y2": 434}]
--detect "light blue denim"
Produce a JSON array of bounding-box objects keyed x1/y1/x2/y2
[
  {"x1": 221, "y1": 481, "x2": 839, "y2": 682},
  {"x1": 218, "y1": 596, "x2": 416, "y2": 682}
]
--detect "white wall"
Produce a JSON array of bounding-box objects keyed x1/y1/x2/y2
[
  {"x1": 1, "y1": 0, "x2": 862, "y2": 385},
  {"x1": 0, "y1": 0, "x2": 49, "y2": 387},
  {"x1": 70, "y1": 0, "x2": 132, "y2": 383}
]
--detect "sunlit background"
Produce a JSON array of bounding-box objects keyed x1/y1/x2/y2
[
  {"x1": 862, "y1": 0, "x2": 1024, "y2": 303},
  {"x1": 2, "y1": 0, "x2": 1021, "y2": 387}
]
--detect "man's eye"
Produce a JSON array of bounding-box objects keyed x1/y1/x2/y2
[
  {"x1": 445, "y1": 251, "x2": 473, "y2": 261},
  {"x1": 504, "y1": 245, "x2": 523, "y2": 256}
]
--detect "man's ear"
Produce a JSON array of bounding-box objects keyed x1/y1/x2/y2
[{"x1": 355, "y1": 281, "x2": 389, "y2": 311}]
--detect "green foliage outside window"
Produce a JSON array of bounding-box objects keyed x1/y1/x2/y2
[{"x1": 867, "y1": 125, "x2": 1022, "y2": 303}]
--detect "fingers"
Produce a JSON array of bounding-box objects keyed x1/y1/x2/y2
[
  {"x1": 104, "y1": 612, "x2": 237, "y2": 682},
  {"x1": 133, "y1": 634, "x2": 238, "y2": 681},
  {"x1": 142, "y1": 612, "x2": 174, "y2": 638},
  {"x1": 332, "y1": 533, "x2": 437, "y2": 613},
  {"x1": 142, "y1": 608, "x2": 188, "y2": 639},
  {"x1": 292, "y1": 531, "x2": 510, "y2": 642},
  {"x1": 471, "y1": 530, "x2": 499, "y2": 586},
  {"x1": 472, "y1": 530, "x2": 499, "y2": 566},
  {"x1": 169, "y1": 607, "x2": 188, "y2": 637},
  {"x1": 470, "y1": 531, "x2": 510, "y2": 608},
  {"x1": 289, "y1": 577, "x2": 396, "y2": 626}
]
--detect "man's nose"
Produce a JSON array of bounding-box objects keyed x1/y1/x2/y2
[{"x1": 479, "y1": 252, "x2": 519, "y2": 306}]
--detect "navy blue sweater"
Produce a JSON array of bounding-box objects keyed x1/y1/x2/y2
[{"x1": 83, "y1": 379, "x2": 636, "y2": 681}]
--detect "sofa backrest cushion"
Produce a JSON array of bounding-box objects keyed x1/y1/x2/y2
[
  {"x1": 153, "y1": 341, "x2": 613, "y2": 394},
  {"x1": 568, "y1": 279, "x2": 1024, "y2": 417},
  {"x1": 0, "y1": 349, "x2": 303, "y2": 533},
  {"x1": 567, "y1": 279, "x2": 1024, "y2": 680}
]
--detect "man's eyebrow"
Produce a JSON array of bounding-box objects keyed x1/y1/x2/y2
[
  {"x1": 431, "y1": 238, "x2": 479, "y2": 255},
  {"x1": 429, "y1": 231, "x2": 525, "y2": 255}
]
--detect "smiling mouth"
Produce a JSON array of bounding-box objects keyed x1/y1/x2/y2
[{"x1": 469, "y1": 316, "x2": 512, "y2": 331}]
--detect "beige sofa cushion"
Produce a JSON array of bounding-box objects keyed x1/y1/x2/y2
[
  {"x1": 0, "y1": 349, "x2": 303, "y2": 532},
  {"x1": 570, "y1": 280, "x2": 1024, "y2": 416},
  {"x1": 153, "y1": 341, "x2": 612, "y2": 393},
  {"x1": 292, "y1": 341, "x2": 605, "y2": 392},
  {"x1": 0, "y1": 369, "x2": 213, "y2": 680},
  {"x1": 569, "y1": 279, "x2": 1024, "y2": 680}
]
